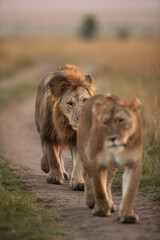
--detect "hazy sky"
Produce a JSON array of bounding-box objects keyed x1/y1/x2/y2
[
  {"x1": 0, "y1": 0, "x2": 160, "y2": 35},
  {"x1": 1, "y1": 0, "x2": 160, "y2": 12}
]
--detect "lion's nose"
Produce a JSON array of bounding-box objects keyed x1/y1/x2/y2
[{"x1": 109, "y1": 136, "x2": 117, "y2": 142}]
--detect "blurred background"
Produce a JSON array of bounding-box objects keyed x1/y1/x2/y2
[
  {"x1": 0, "y1": 0, "x2": 160, "y2": 36},
  {"x1": 0, "y1": 0, "x2": 160, "y2": 186}
]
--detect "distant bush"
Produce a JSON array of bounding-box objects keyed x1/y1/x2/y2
[
  {"x1": 117, "y1": 28, "x2": 130, "y2": 39},
  {"x1": 80, "y1": 16, "x2": 98, "y2": 39}
]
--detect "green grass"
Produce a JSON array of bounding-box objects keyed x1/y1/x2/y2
[{"x1": 0, "y1": 155, "x2": 67, "y2": 240}]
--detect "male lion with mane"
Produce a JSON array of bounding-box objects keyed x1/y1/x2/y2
[
  {"x1": 77, "y1": 93, "x2": 143, "y2": 223},
  {"x1": 35, "y1": 64, "x2": 96, "y2": 189}
]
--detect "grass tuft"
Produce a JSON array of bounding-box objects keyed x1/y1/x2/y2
[{"x1": 0, "y1": 156, "x2": 67, "y2": 240}]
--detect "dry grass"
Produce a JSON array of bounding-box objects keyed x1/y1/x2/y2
[{"x1": 0, "y1": 36, "x2": 160, "y2": 78}]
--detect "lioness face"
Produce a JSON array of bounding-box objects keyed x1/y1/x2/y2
[
  {"x1": 94, "y1": 102, "x2": 137, "y2": 153},
  {"x1": 102, "y1": 105, "x2": 137, "y2": 152},
  {"x1": 60, "y1": 86, "x2": 91, "y2": 131}
]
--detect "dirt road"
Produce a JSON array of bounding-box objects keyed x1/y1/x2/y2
[{"x1": 1, "y1": 95, "x2": 160, "y2": 240}]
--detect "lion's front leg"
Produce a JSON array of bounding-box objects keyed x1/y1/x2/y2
[
  {"x1": 107, "y1": 168, "x2": 118, "y2": 212},
  {"x1": 59, "y1": 149, "x2": 70, "y2": 180},
  {"x1": 93, "y1": 168, "x2": 112, "y2": 217},
  {"x1": 44, "y1": 144, "x2": 64, "y2": 185},
  {"x1": 119, "y1": 163, "x2": 142, "y2": 223},
  {"x1": 70, "y1": 146, "x2": 84, "y2": 191},
  {"x1": 41, "y1": 145, "x2": 50, "y2": 173}
]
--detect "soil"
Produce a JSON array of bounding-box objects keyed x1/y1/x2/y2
[{"x1": 1, "y1": 93, "x2": 160, "y2": 240}]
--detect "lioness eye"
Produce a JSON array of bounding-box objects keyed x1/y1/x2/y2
[
  {"x1": 83, "y1": 98, "x2": 87, "y2": 103},
  {"x1": 67, "y1": 102, "x2": 73, "y2": 107}
]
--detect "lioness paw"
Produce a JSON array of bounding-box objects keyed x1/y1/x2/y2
[
  {"x1": 120, "y1": 214, "x2": 139, "y2": 224},
  {"x1": 73, "y1": 183, "x2": 84, "y2": 191}
]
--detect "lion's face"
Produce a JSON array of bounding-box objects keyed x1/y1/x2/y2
[
  {"x1": 60, "y1": 86, "x2": 91, "y2": 131},
  {"x1": 92, "y1": 97, "x2": 140, "y2": 153}
]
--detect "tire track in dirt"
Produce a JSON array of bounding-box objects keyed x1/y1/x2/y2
[{"x1": 1, "y1": 94, "x2": 160, "y2": 240}]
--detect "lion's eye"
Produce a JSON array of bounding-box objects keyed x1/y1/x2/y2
[
  {"x1": 118, "y1": 118, "x2": 124, "y2": 124},
  {"x1": 83, "y1": 98, "x2": 87, "y2": 103},
  {"x1": 67, "y1": 102, "x2": 73, "y2": 107},
  {"x1": 103, "y1": 121, "x2": 108, "y2": 126}
]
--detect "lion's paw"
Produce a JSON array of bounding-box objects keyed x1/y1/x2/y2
[
  {"x1": 47, "y1": 174, "x2": 64, "y2": 185},
  {"x1": 93, "y1": 202, "x2": 111, "y2": 217},
  {"x1": 70, "y1": 178, "x2": 84, "y2": 191},
  {"x1": 63, "y1": 171, "x2": 70, "y2": 180},
  {"x1": 120, "y1": 214, "x2": 139, "y2": 224},
  {"x1": 86, "y1": 194, "x2": 95, "y2": 209},
  {"x1": 111, "y1": 203, "x2": 116, "y2": 213}
]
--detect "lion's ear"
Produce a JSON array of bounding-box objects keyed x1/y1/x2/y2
[
  {"x1": 92, "y1": 100, "x2": 104, "y2": 119},
  {"x1": 48, "y1": 74, "x2": 67, "y2": 98},
  {"x1": 85, "y1": 75, "x2": 93, "y2": 84},
  {"x1": 129, "y1": 98, "x2": 141, "y2": 113}
]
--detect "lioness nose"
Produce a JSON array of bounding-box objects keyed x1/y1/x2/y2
[{"x1": 109, "y1": 136, "x2": 117, "y2": 142}]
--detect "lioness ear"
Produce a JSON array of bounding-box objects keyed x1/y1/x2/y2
[
  {"x1": 129, "y1": 98, "x2": 141, "y2": 113},
  {"x1": 85, "y1": 75, "x2": 93, "y2": 84},
  {"x1": 92, "y1": 100, "x2": 104, "y2": 119}
]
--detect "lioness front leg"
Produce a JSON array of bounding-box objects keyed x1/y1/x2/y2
[
  {"x1": 93, "y1": 168, "x2": 112, "y2": 217},
  {"x1": 44, "y1": 144, "x2": 64, "y2": 184},
  {"x1": 70, "y1": 146, "x2": 84, "y2": 191},
  {"x1": 84, "y1": 168, "x2": 95, "y2": 209},
  {"x1": 119, "y1": 164, "x2": 142, "y2": 223}
]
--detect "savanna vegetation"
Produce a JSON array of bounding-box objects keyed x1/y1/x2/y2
[
  {"x1": 0, "y1": 156, "x2": 67, "y2": 240},
  {"x1": 0, "y1": 35, "x2": 160, "y2": 238}
]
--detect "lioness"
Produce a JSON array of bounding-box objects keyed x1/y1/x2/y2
[
  {"x1": 35, "y1": 64, "x2": 96, "y2": 189},
  {"x1": 77, "y1": 94, "x2": 143, "y2": 223}
]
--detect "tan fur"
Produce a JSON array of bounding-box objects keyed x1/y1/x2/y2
[
  {"x1": 77, "y1": 94, "x2": 143, "y2": 223},
  {"x1": 35, "y1": 64, "x2": 96, "y2": 187}
]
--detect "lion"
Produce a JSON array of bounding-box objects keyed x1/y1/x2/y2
[
  {"x1": 77, "y1": 93, "x2": 143, "y2": 223},
  {"x1": 35, "y1": 64, "x2": 96, "y2": 190}
]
